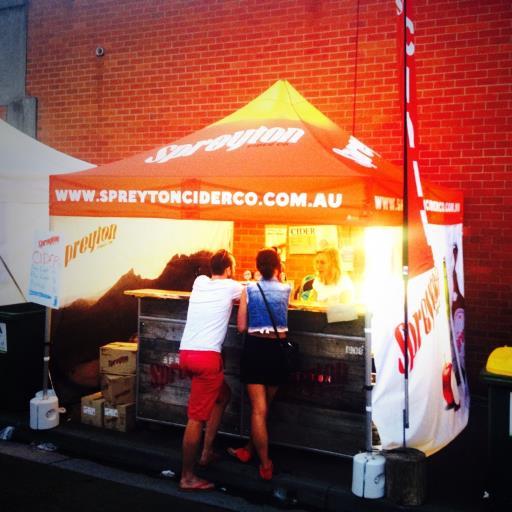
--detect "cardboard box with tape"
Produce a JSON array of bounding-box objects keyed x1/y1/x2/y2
[
  {"x1": 100, "y1": 374, "x2": 135, "y2": 405},
  {"x1": 99, "y1": 342, "x2": 138, "y2": 376}
]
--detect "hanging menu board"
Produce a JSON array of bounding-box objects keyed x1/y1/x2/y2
[
  {"x1": 27, "y1": 231, "x2": 64, "y2": 309},
  {"x1": 288, "y1": 225, "x2": 339, "y2": 254}
]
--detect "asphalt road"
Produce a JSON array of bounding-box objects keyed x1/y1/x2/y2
[{"x1": 0, "y1": 441, "x2": 294, "y2": 512}]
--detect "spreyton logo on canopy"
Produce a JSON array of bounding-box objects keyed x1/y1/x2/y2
[
  {"x1": 64, "y1": 224, "x2": 117, "y2": 267},
  {"x1": 145, "y1": 126, "x2": 305, "y2": 163},
  {"x1": 144, "y1": 127, "x2": 383, "y2": 174}
]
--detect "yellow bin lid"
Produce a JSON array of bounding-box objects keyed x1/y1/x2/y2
[{"x1": 486, "y1": 346, "x2": 512, "y2": 377}]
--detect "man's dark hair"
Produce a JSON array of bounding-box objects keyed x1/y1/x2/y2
[
  {"x1": 256, "y1": 248, "x2": 281, "y2": 280},
  {"x1": 210, "y1": 249, "x2": 234, "y2": 276}
]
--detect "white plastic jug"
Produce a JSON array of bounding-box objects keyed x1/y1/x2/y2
[
  {"x1": 29, "y1": 389, "x2": 61, "y2": 430},
  {"x1": 352, "y1": 451, "x2": 386, "y2": 499}
]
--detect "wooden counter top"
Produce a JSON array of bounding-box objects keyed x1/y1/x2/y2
[
  {"x1": 124, "y1": 289, "x2": 191, "y2": 300},
  {"x1": 124, "y1": 288, "x2": 330, "y2": 312}
]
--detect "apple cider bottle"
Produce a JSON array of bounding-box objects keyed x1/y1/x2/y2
[
  {"x1": 442, "y1": 257, "x2": 461, "y2": 411},
  {"x1": 451, "y1": 244, "x2": 466, "y2": 377},
  {"x1": 451, "y1": 243, "x2": 469, "y2": 404}
]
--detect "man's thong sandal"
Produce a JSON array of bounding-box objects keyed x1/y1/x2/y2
[
  {"x1": 179, "y1": 479, "x2": 215, "y2": 492},
  {"x1": 227, "y1": 446, "x2": 252, "y2": 463}
]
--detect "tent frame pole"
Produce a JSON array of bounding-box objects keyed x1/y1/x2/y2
[
  {"x1": 401, "y1": 0, "x2": 410, "y2": 445},
  {"x1": 364, "y1": 312, "x2": 373, "y2": 453},
  {"x1": 0, "y1": 254, "x2": 27, "y2": 302},
  {"x1": 42, "y1": 308, "x2": 51, "y2": 399}
]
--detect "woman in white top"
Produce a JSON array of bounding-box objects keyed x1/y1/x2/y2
[{"x1": 304, "y1": 246, "x2": 355, "y2": 305}]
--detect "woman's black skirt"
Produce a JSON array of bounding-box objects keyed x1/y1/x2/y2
[{"x1": 240, "y1": 333, "x2": 288, "y2": 386}]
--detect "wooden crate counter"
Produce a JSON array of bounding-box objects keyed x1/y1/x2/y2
[{"x1": 125, "y1": 288, "x2": 366, "y2": 456}]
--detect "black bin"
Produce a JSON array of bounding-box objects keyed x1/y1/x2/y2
[
  {"x1": 0, "y1": 303, "x2": 45, "y2": 412},
  {"x1": 481, "y1": 369, "x2": 512, "y2": 505}
]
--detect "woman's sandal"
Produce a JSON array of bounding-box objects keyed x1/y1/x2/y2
[
  {"x1": 227, "y1": 447, "x2": 252, "y2": 463},
  {"x1": 259, "y1": 460, "x2": 273, "y2": 481}
]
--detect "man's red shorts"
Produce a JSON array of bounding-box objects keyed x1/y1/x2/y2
[{"x1": 179, "y1": 350, "x2": 224, "y2": 421}]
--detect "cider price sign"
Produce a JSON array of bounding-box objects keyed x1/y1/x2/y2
[
  {"x1": 288, "y1": 226, "x2": 316, "y2": 254},
  {"x1": 27, "y1": 231, "x2": 64, "y2": 309}
]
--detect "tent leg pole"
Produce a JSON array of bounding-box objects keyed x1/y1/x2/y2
[
  {"x1": 42, "y1": 308, "x2": 51, "y2": 399},
  {"x1": 364, "y1": 312, "x2": 373, "y2": 453}
]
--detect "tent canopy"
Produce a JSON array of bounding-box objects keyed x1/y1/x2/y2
[
  {"x1": 50, "y1": 80, "x2": 462, "y2": 226},
  {"x1": 0, "y1": 119, "x2": 92, "y2": 203},
  {"x1": 0, "y1": 119, "x2": 93, "y2": 305}
]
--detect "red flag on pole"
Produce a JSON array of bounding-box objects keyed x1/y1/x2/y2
[
  {"x1": 397, "y1": 0, "x2": 434, "y2": 278},
  {"x1": 396, "y1": 0, "x2": 435, "y2": 441}
]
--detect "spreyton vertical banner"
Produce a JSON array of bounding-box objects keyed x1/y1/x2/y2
[{"x1": 371, "y1": 0, "x2": 469, "y2": 455}]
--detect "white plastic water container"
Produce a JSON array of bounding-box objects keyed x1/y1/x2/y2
[
  {"x1": 30, "y1": 389, "x2": 59, "y2": 430},
  {"x1": 352, "y1": 451, "x2": 386, "y2": 499}
]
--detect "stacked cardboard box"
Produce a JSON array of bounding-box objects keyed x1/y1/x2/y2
[
  {"x1": 99, "y1": 342, "x2": 137, "y2": 376},
  {"x1": 101, "y1": 374, "x2": 135, "y2": 404},
  {"x1": 81, "y1": 342, "x2": 137, "y2": 431},
  {"x1": 100, "y1": 342, "x2": 137, "y2": 432},
  {"x1": 81, "y1": 391, "x2": 105, "y2": 427},
  {"x1": 104, "y1": 402, "x2": 136, "y2": 432}
]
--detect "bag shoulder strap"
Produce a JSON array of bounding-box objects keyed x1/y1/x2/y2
[{"x1": 256, "y1": 282, "x2": 280, "y2": 338}]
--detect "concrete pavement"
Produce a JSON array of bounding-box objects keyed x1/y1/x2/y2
[
  {"x1": 0, "y1": 442, "x2": 295, "y2": 512},
  {"x1": 0, "y1": 395, "x2": 502, "y2": 511}
]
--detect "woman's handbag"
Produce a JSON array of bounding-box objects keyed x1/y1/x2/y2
[
  {"x1": 256, "y1": 283, "x2": 300, "y2": 374},
  {"x1": 280, "y1": 338, "x2": 301, "y2": 374}
]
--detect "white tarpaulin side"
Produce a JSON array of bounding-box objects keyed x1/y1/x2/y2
[
  {"x1": 370, "y1": 223, "x2": 468, "y2": 455},
  {"x1": 0, "y1": 120, "x2": 94, "y2": 305}
]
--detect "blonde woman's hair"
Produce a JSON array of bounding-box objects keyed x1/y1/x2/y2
[{"x1": 315, "y1": 246, "x2": 341, "y2": 285}]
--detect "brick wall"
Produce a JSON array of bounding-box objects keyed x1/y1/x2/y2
[{"x1": 26, "y1": 0, "x2": 512, "y2": 394}]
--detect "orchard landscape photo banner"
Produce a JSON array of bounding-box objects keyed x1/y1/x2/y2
[
  {"x1": 48, "y1": 217, "x2": 233, "y2": 397},
  {"x1": 49, "y1": 79, "x2": 466, "y2": 454},
  {"x1": 55, "y1": 217, "x2": 233, "y2": 307}
]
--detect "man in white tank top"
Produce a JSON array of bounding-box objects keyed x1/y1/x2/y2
[{"x1": 179, "y1": 249, "x2": 242, "y2": 491}]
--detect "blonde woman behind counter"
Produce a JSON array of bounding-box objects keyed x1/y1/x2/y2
[{"x1": 297, "y1": 246, "x2": 355, "y2": 305}]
